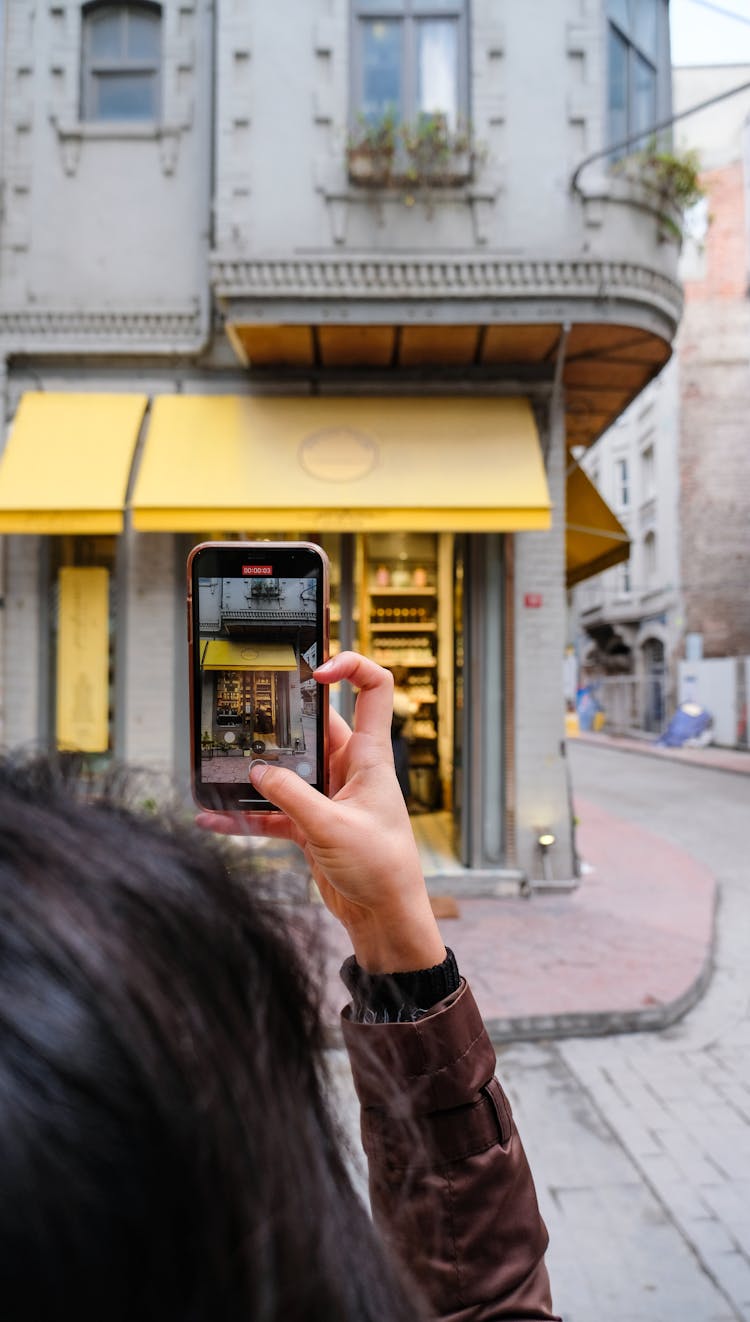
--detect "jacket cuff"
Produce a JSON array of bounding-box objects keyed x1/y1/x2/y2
[
  {"x1": 339, "y1": 947, "x2": 460, "y2": 1021},
  {"x1": 341, "y1": 978, "x2": 497, "y2": 1114}
]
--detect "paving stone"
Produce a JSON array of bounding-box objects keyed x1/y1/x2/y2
[{"x1": 320, "y1": 747, "x2": 750, "y2": 1321}]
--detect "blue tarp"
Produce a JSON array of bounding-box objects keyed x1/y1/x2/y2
[{"x1": 657, "y1": 703, "x2": 712, "y2": 748}]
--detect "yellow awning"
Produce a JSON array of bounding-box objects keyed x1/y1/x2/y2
[
  {"x1": 0, "y1": 392, "x2": 148, "y2": 534},
  {"x1": 566, "y1": 460, "x2": 630, "y2": 587},
  {"x1": 132, "y1": 395, "x2": 551, "y2": 532},
  {"x1": 201, "y1": 640, "x2": 297, "y2": 672}
]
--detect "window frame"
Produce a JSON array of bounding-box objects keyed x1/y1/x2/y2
[
  {"x1": 615, "y1": 455, "x2": 630, "y2": 508},
  {"x1": 351, "y1": 0, "x2": 470, "y2": 132},
  {"x1": 81, "y1": 0, "x2": 162, "y2": 124},
  {"x1": 606, "y1": 0, "x2": 669, "y2": 157}
]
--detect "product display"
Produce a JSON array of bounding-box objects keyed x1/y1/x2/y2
[{"x1": 364, "y1": 535, "x2": 440, "y2": 811}]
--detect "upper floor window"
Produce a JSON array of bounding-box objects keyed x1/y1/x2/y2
[
  {"x1": 607, "y1": 0, "x2": 667, "y2": 155},
  {"x1": 82, "y1": 2, "x2": 162, "y2": 122},
  {"x1": 641, "y1": 443, "x2": 656, "y2": 500},
  {"x1": 352, "y1": 0, "x2": 467, "y2": 130},
  {"x1": 615, "y1": 456, "x2": 630, "y2": 507},
  {"x1": 643, "y1": 529, "x2": 657, "y2": 582}
]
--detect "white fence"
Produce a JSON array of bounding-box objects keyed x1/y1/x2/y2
[{"x1": 678, "y1": 657, "x2": 749, "y2": 749}]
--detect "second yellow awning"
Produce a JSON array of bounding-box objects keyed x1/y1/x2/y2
[
  {"x1": 201, "y1": 640, "x2": 297, "y2": 671},
  {"x1": 132, "y1": 395, "x2": 551, "y2": 533},
  {"x1": 566, "y1": 460, "x2": 630, "y2": 588}
]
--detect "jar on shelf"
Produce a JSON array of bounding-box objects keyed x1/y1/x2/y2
[{"x1": 375, "y1": 565, "x2": 391, "y2": 586}]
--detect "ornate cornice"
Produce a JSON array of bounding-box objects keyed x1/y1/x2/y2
[
  {"x1": 210, "y1": 254, "x2": 683, "y2": 329},
  {"x1": 0, "y1": 306, "x2": 206, "y2": 352}
]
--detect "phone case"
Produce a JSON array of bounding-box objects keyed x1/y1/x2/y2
[{"x1": 186, "y1": 539, "x2": 328, "y2": 809}]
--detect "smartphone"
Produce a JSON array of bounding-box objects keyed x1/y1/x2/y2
[{"x1": 187, "y1": 541, "x2": 329, "y2": 812}]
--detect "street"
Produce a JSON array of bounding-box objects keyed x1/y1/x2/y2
[{"x1": 328, "y1": 744, "x2": 750, "y2": 1321}]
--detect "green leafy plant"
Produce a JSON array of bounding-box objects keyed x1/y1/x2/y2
[
  {"x1": 615, "y1": 138, "x2": 706, "y2": 242},
  {"x1": 346, "y1": 110, "x2": 398, "y2": 186},
  {"x1": 400, "y1": 113, "x2": 474, "y2": 188}
]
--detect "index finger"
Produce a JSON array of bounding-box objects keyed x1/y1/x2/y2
[{"x1": 315, "y1": 651, "x2": 393, "y2": 741}]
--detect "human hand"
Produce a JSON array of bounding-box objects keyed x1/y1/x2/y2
[{"x1": 196, "y1": 651, "x2": 445, "y2": 974}]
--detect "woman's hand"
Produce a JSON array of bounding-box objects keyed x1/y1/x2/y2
[{"x1": 196, "y1": 652, "x2": 446, "y2": 974}]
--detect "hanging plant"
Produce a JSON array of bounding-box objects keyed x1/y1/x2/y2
[{"x1": 615, "y1": 138, "x2": 706, "y2": 243}]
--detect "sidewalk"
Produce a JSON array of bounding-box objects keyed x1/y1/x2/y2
[
  {"x1": 572, "y1": 729, "x2": 750, "y2": 775},
  {"x1": 304, "y1": 794, "x2": 717, "y2": 1043}
]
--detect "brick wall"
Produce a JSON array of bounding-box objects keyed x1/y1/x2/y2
[{"x1": 678, "y1": 160, "x2": 750, "y2": 657}]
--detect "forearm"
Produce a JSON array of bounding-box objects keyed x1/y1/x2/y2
[{"x1": 342, "y1": 982, "x2": 560, "y2": 1322}]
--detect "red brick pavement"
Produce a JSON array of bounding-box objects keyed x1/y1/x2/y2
[{"x1": 310, "y1": 795, "x2": 717, "y2": 1042}]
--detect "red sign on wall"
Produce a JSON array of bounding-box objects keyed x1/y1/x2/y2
[{"x1": 524, "y1": 593, "x2": 543, "y2": 609}]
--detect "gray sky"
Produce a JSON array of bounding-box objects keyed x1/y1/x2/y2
[{"x1": 671, "y1": 0, "x2": 750, "y2": 65}]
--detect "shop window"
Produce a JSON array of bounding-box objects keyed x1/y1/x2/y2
[
  {"x1": 81, "y1": 1, "x2": 162, "y2": 121},
  {"x1": 352, "y1": 0, "x2": 467, "y2": 130},
  {"x1": 607, "y1": 0, "x2": 667, "y2": 155}
]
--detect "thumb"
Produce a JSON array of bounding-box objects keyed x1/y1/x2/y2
[{"x1": 250, "y1": 762, "x2": 332, "y2": 840}]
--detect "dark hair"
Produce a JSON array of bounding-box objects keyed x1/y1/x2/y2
[{"x1": 0, "y1": 757, "x2": 419, "y2": 1321}]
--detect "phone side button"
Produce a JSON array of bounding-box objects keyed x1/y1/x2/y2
[{"x1": 187, "y1": 600, "x2": 193, "y2": 645}]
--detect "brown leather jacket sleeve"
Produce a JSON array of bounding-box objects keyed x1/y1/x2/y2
[{"x1": 341, "y1": 980, "x2": 560, "y2": 1322}]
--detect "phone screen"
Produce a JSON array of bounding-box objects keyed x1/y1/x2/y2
[{"x1": 188, "y1": 542, "x2": 329, "y2": 811}]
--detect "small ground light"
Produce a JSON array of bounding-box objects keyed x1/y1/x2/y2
[{"x1": 538, "y1": 831, "x2": 556, "y2": 883}]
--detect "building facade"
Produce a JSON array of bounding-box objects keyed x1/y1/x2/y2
[
  {"x1": 0, "y1": 0, "x2": 682, "y2": 885},
  {"x1": 573, "y1": 62, "x2": 750, "y2": 742}
]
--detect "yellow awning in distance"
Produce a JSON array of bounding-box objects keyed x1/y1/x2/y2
[
  {"x1": 566, "y1": 460, "x2": 630, "y2": 587},
  {"x1": 0, "y1": 392, "x2": 148, "y2": 534},
  {"x1": 201, "y1": 640, "x2": 297, "y2": 672},
  {"x1": 132, "y1": 395, "x2": 551, "y2": 532}
]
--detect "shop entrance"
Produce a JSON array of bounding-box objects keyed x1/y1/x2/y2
[{"x1": 318, "y1": 531, "x2": 455, "y2": 819}]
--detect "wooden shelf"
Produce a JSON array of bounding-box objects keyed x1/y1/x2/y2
[
  {"x1": 372, "y1": 656, "x2": 437, "y2": 667},
  {"x1": 369, "y1": 586, "x2": 436, "y2": 596},
  {"x1": 370, "y1": 622, "x2": 437, "y2": 633}
]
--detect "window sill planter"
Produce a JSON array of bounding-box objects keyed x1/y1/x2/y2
[
  {"x1": 400, "y1": 149, "x2": 474, "y2": 190},
  {"x1": 346, "y1": 146, "x2": 395, "y2": 189}
]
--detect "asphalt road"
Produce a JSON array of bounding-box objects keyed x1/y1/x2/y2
[{"x1": 328, "y1": 744, "x2": 750, "y2": 1322}]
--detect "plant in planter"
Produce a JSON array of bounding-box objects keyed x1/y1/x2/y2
[
  {"x1": 400, "y1": 113, "x2": 474, "y2": 188},
  {"x1": 346, "y1": 110, "x2": 398, "y2": 187},
  {"x1": 615, "y1": 138, "x2": 705, "y2": 242}
]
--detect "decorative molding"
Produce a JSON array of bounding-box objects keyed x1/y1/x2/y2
[
  {"x1": 210, "y1": 254, "x2": 683, "y2": 327},
  {"x1": 315, "y1": 179, "x2": 500, "y2": 246},
  {"x1": 0, "y1": 305, "x2": 205, "y2": 350},
  {"x1": 49, "y1": 115, "x2": 192, "y2": 178}
]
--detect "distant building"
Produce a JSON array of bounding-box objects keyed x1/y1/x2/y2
[
  {"x1": 0, "y1": 0, "x2": 682, "y2": 883},
  {"x1": 573, "y1": 62, "x2": 750, "y2": 741}
]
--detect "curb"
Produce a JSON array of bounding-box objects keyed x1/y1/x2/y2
[
  {"x1": 323, "y1": 934, "x2": 716, "y2": 1050},
  {"x1": 571, "y1": 733, "x2": 750, "y2": 777}
]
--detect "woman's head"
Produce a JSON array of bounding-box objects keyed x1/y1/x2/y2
[{"x1": 0, "y1": 757, "x2": 416, "y2": 1321}]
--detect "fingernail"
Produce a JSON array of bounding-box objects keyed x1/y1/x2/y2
[
  {"x1": 249, "y1": 761, "x2": 268, "y2": 786},
  {"x1": 314, "y1": 659, "x2": 336, "y2": 675}
]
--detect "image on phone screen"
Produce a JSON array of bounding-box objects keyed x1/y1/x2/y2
[{"x1": 198, "y1": 572, "x2": 320, "y2": 787}]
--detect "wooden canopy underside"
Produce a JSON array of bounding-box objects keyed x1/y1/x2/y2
[{"x1": 227, "y1": 321, "x2": 671, "y2": 450}]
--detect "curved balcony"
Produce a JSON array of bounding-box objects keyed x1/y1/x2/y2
[{"x1": 210, "y1": 251, "x2": 682, "y2": 450}]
